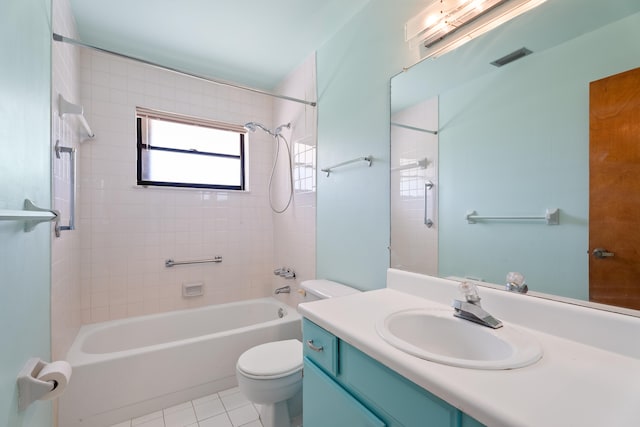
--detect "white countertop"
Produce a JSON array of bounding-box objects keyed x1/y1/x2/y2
[{"x1": 298, "y1": 287, "x2": 640, "y2": 427}]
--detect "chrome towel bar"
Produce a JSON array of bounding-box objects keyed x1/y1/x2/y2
[
  {"x1": 390, "y1": 158, "x2": 428, "y2": 172},
  {"x1": 165, "y1": 256, "x2": 223, "y2": 268},
  {"x1": 0, "y1": 199, "x2": 60, "y2": 233},
  {"x1": 466, "y1": 208, "x2": 560, "y2": 225},
  {"x1": 391, "y1": 122, "x2": 438, "y2": 135},
  {"x1": 321, "y1": 156, "x2": 372, "y2": 177}
]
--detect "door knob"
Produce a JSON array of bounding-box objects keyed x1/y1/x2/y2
[{"x1": 592, "y1": 248, "x2": 615, "y2": 259}]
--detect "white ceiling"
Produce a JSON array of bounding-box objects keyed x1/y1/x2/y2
[{"x1": 69, "y1": 0, "x2": 372, "y2": 90}]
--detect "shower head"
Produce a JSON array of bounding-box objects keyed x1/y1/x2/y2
[
  {"x1": 244, "y1": 122, "x2": 257, "y2": 133},
  {"x1": 243, "y1": 122, "x2": 291, "y2": 137},
  {"x1": 244, "y1": 121, "x2": 273, "y2": 135}
]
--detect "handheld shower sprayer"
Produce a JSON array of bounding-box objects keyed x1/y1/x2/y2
[
  {"x1": 274, "y1": 122, "x2": 291, "y2": 136},
  {"x1": 243, "y1": 121, "x2": 294, "y2": 213}
]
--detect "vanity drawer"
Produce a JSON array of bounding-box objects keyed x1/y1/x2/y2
[{"x1": 303, "y1": 319, "x2": 339, "y2": 376}]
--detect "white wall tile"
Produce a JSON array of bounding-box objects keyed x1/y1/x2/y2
[
  {"x1": 271, "y1": 54, "x2": 318, "y2": 307},
  {"x1": 78, "y1": 49, "x2": 279, "y2": 323},
  {"x1": 51, "y1": 0, "x2": 83, "y2": 360},
  {"x1": 53, "y1": 22, "x2": 317, "y2": 336}
]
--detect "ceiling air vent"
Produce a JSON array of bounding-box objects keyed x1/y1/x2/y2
[{"x1": 490, "y1": 47, "x2": 533, "y2": 67}]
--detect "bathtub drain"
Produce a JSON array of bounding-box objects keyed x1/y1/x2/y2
[{"x1": 278, "y1": 308, "x2": 285, "y2": 318}]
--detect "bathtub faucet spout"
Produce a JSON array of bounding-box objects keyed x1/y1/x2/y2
[{"x1": 274, "y1": 285, "x2": 291, "y2": 294}]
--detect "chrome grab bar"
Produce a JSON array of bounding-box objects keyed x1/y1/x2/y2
[
  {"x1": 306, "y1": 340, "x2": 324, "y2": 352},
  {"x1": 425, "y1": 180, "x2": 434, "y2": 228},
  {"x1": 165, "y1": 256, "x2": 223, "y2": 268},
  {"x1": 54, "y1": 141, "x2": 76, "y2": 237}
]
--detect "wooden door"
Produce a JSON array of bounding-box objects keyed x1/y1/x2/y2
[{"x1": 589, "y1": 66, "x2": 640, "y2": 310}]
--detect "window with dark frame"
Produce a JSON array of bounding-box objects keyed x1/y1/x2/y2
[{"x1": 136, "y1": 108, "x2": 246, "y2": 190}]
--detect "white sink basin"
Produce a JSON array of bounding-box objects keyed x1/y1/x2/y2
[{"x1": 376, "y1": 309, "x2": 543, "y2": 370}]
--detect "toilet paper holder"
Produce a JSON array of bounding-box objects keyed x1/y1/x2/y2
[{"x1": 17, "y1": 358, "x2": 59, "y2": 411}]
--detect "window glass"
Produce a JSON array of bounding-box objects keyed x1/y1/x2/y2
[
  {"x1": 140, "y1": 150, "x2": 242, "y2": 187},
  {"x1": 148, "y1": 119, "x2": 241, "y2": 156},
  {"x1": 137, "y1": 108, "x2": 245, "y2": 190}
]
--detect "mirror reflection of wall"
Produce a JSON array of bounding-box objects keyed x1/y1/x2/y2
[
  {"x1": 391, "y1": 0, "x2": 640, "y2": 312},
  {"x1": 390, "y1": 97, "x2": 438, "y2": 276}
]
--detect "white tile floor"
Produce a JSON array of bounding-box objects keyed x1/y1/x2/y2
[{"x1": 109, "y1": 387, "x2": 264, "y2": 427}]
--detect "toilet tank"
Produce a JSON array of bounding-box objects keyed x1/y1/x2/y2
[{"x1": 300, "y1": 280, "x2": 361, "y2": 301}]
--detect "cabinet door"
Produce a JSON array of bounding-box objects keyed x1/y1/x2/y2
[
  {"x1": 341, "y1": 343, "x2": 460, "y2": 427},
  {"x1": 304, "y1": 359, "x2": 386, "y2": 427},
  {"x1": 461, "y1": 414, "x2": 486, "y2": 427}
]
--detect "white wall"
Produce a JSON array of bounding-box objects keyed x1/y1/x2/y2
[
  {"x1": 315, "y1": 0, "x2": 425, "y2": 289},
  {"x1": 390, "y1": 97, "x2": 438, "y2": 275},
  {"x1": 438, "y1": 11, "x2": 640, "y2": 297}
]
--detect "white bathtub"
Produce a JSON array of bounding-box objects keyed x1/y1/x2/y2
[{"x1": 58, "y1": 297, "x2": 302, "y2": 427}]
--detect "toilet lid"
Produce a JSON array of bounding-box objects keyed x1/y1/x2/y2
[{"x1": 237, "y1": 339, "x2": 302, "y2": 379}]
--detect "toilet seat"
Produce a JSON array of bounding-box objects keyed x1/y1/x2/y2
[{"x1": 237, "y1": 339, "x2": 302, "y2": 379}]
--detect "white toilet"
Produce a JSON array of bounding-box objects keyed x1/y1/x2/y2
[{"x1": 236, "y1": 280, "x2": 360, "y2": 427}]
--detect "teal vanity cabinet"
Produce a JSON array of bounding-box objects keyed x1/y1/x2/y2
[{"x1": 302, "y1": 319, "x2": 486, "y2": 427}]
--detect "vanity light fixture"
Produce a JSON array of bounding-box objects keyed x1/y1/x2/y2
[{"x1": 406, "y1": 0, "x2": 547, "y2": 58}]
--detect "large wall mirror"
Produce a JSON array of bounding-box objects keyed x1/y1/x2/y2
[{"x1": 390, "y1": 0, "x2": 640, "y2": 314}]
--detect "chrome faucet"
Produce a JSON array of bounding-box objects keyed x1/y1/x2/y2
[
  {"x1": 505, "y1": 271, "x2": 528, "y2": 294},
  {"x1": 273, "y1": 267, "x2": 296, "y2": 279},
  {"x1": 452, "y1": 282, "x2": 503, "y2": 329},
  {"x1": 274, "y1": 285, "x2": 291, "y2": 294}
]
